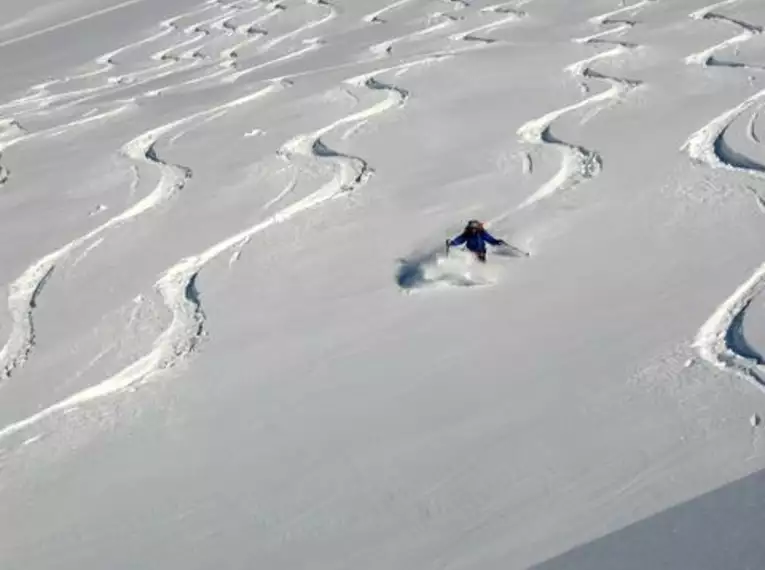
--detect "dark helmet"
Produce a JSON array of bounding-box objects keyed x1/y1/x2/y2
[{"x1": 465, "y1": 219, "x2": 483, "y2": 232}]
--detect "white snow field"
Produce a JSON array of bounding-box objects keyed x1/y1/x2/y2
[{"x1": 2, "y1": 0, "x2": 765, "y2": 568}]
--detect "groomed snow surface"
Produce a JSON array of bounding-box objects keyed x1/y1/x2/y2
[{"x1": 2, "y1": 0, "x2": 765, "y2": 568}]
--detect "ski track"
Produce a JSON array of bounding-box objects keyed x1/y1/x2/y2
[
  {"x1": 0, "y1": 65, "x2": 423, "y2": 441},
  {"x1": 685, "y1": 0, "x2": 763, "y2": 67},
  {"x1": 515, "y1": 7, "x2": 647, "y2": 209},
  {"x1": 218, "y1": 4, "x2": 285, "y2": 65},
  {"x1": 588, "y1": 0, "x2": 655, "y2": 26},
  {"x1": 151, "y1": 3, "x2": 330, "y2": 93},
  {"x1": 682, "y1": 87, "x2": 765, "y2": 176},
  {"x1": 482, "y1": 1, "x2": 531, "y2": 16},
  {"x1": 368, "y1": 2, "x2": 528, "y2": 64},
  {"x1": 71, "y1": 238, "x2": 106, "y2": 268},
  {"x1": 447, "y1": 0, "x2": 470, "y2": 12},
  {"x1": 258, "y1": 0, "x2": 335, "y2": 52},
  {"x1": 367, "y1": 14, "x2": 457, "y2": 59},
  {"x1": 0, "y1": 0, "x2": 285, "y2": 115},
  {"x1": 0, "y1": 48, "x2": 385, "y2": 389},
  {"x1": 449, "y1": 11, "x2": 525, "y2": 43},
  {"x1": 63, "y1": 0, "x2": 235, "y2": 82},
  {"x1": 0, "y1": 83, "x2": 282, "y2": 384},
  {"x1": 363, "y1": 0, "x2": 419, "y2": 24},
  {"x1": 694, "y1": 262, "x2": 765, "y2": 390},
  {"x1": 0, "y1": 45, "x2": 189, "y2": 116},
  {"x1": 222, "y1": 37, "x2": 327, "y2": 85},
  {"x1": 0, "y1": 105, "x2": 129, "y2": 195},
  {"x1": 684, "y1": 3, "x2": 765, "y2": 390},
  {"x1": 0, "y1": 0, "x2": 152, "y2": 50},
  {"x1": 56, "y1": 23, "x2": 177, "y2": 85},
  {"x1": 749, "y1": 107, "x2": 762, "y2": 143},
  {"x1": 0, "y1": 1, "x2": 223, "y2": 113},
  {"x1": 0, "y1": 120, "x2": 26, "y2": 187}
]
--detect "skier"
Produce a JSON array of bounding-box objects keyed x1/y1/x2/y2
[{"x1": 446, "y1": 220, "x2": 506, "y2": 262}]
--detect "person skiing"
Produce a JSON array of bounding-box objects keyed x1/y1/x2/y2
[{"x1": 446, "y1": 220, "x2": 506, "y2": 262}]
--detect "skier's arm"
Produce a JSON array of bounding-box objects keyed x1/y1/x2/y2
[
  {"x1": 480, "y1": 230, "x2": 505, "y2": 246},
  {"x1": 448, "y1": 234, "x2": 467, "y2": 246}
]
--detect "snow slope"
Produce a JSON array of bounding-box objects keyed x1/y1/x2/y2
[{"x1": 2, "y1": 0, "x2": 765, "y2": 568}]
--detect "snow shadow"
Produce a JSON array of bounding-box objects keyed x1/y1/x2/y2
[
  {"x1": 533, "y1": 467, "x2": 765, "y2": 570},
  {"x1": 396, "y1": 247, "x2": 443, "y2": 290},
  {"x1": 727, "y1": 306, "x2": 765, "y2": 365}
]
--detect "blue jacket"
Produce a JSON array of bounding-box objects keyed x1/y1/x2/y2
[{"x1": 448, "y1": 229, "x2": 503, "y2": 253}]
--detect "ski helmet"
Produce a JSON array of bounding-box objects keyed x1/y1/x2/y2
[{"x1": 466, "y1": 219, "x2": 483, "y2": 231}]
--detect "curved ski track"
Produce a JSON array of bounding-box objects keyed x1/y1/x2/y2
[
  {"x1": 367, "y1": 13, "x2": 458, "y2": 60},
  {"x1": 0, "y1": 1, "x2": 322, "y2": 380},
  {"x1": 362, "y1": 0, "x2": 528, "y2": 59},
  {"x1": 0, "y1": 0, "x2": 323, "y2": 114},
  {"x1": 683, "y1": 88, "x2": 765, "y2": 176},
  {"x1": 172, "y1": 1, "x2": 336, "y2": 89},
  {"x1": 749, "y1": 107, "x2": 762, "y2": 143},
  {"x1": 515, "y1": 3, "x2": 648, "y2": 209},
  {"x1": 0, "y1": 1, "x2": 233, "y2": 116},
  {"x1": 0, "y1": 120, "x2": 26, "y2": 187},
  {"x1": 0, "y1": 0, "x2": 154, "y2": 50},
  {"x1": 0, "y1": 83, "x2": 282, "y2": 384},
  {"x1": 0, "y1": 104, "x2": 130, "y2": 191},
  {"x1": 694, "y1": 261, "x2": 765, "y2": 388},
  {"x1": 683, "y1": 2, "x2": 765, "y2": 390},
  {"x1": 0, "y1": 0, "x2": 448, "y2": 398},
  {"x1": 685, "y1": 0, "x2": 763, "y2": 69},
  {"x1": 588, "y1": 0, "x2": 656, "y2": 26},
  {"x1": 448, "y1": 5, "x2": 527, "y2": 44},
  {"x1": 362, "y1": 0, "x2": 419, "y2": 25},
  {"x1": 218, "y1": 3, "x2": 286, "y2": 67},
  {"x1": 0, "y1": 65, "x2": 423, "y2": 441},
  {"x1": 259, "y1": 0, "x2": 335, "y2": 53}
]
